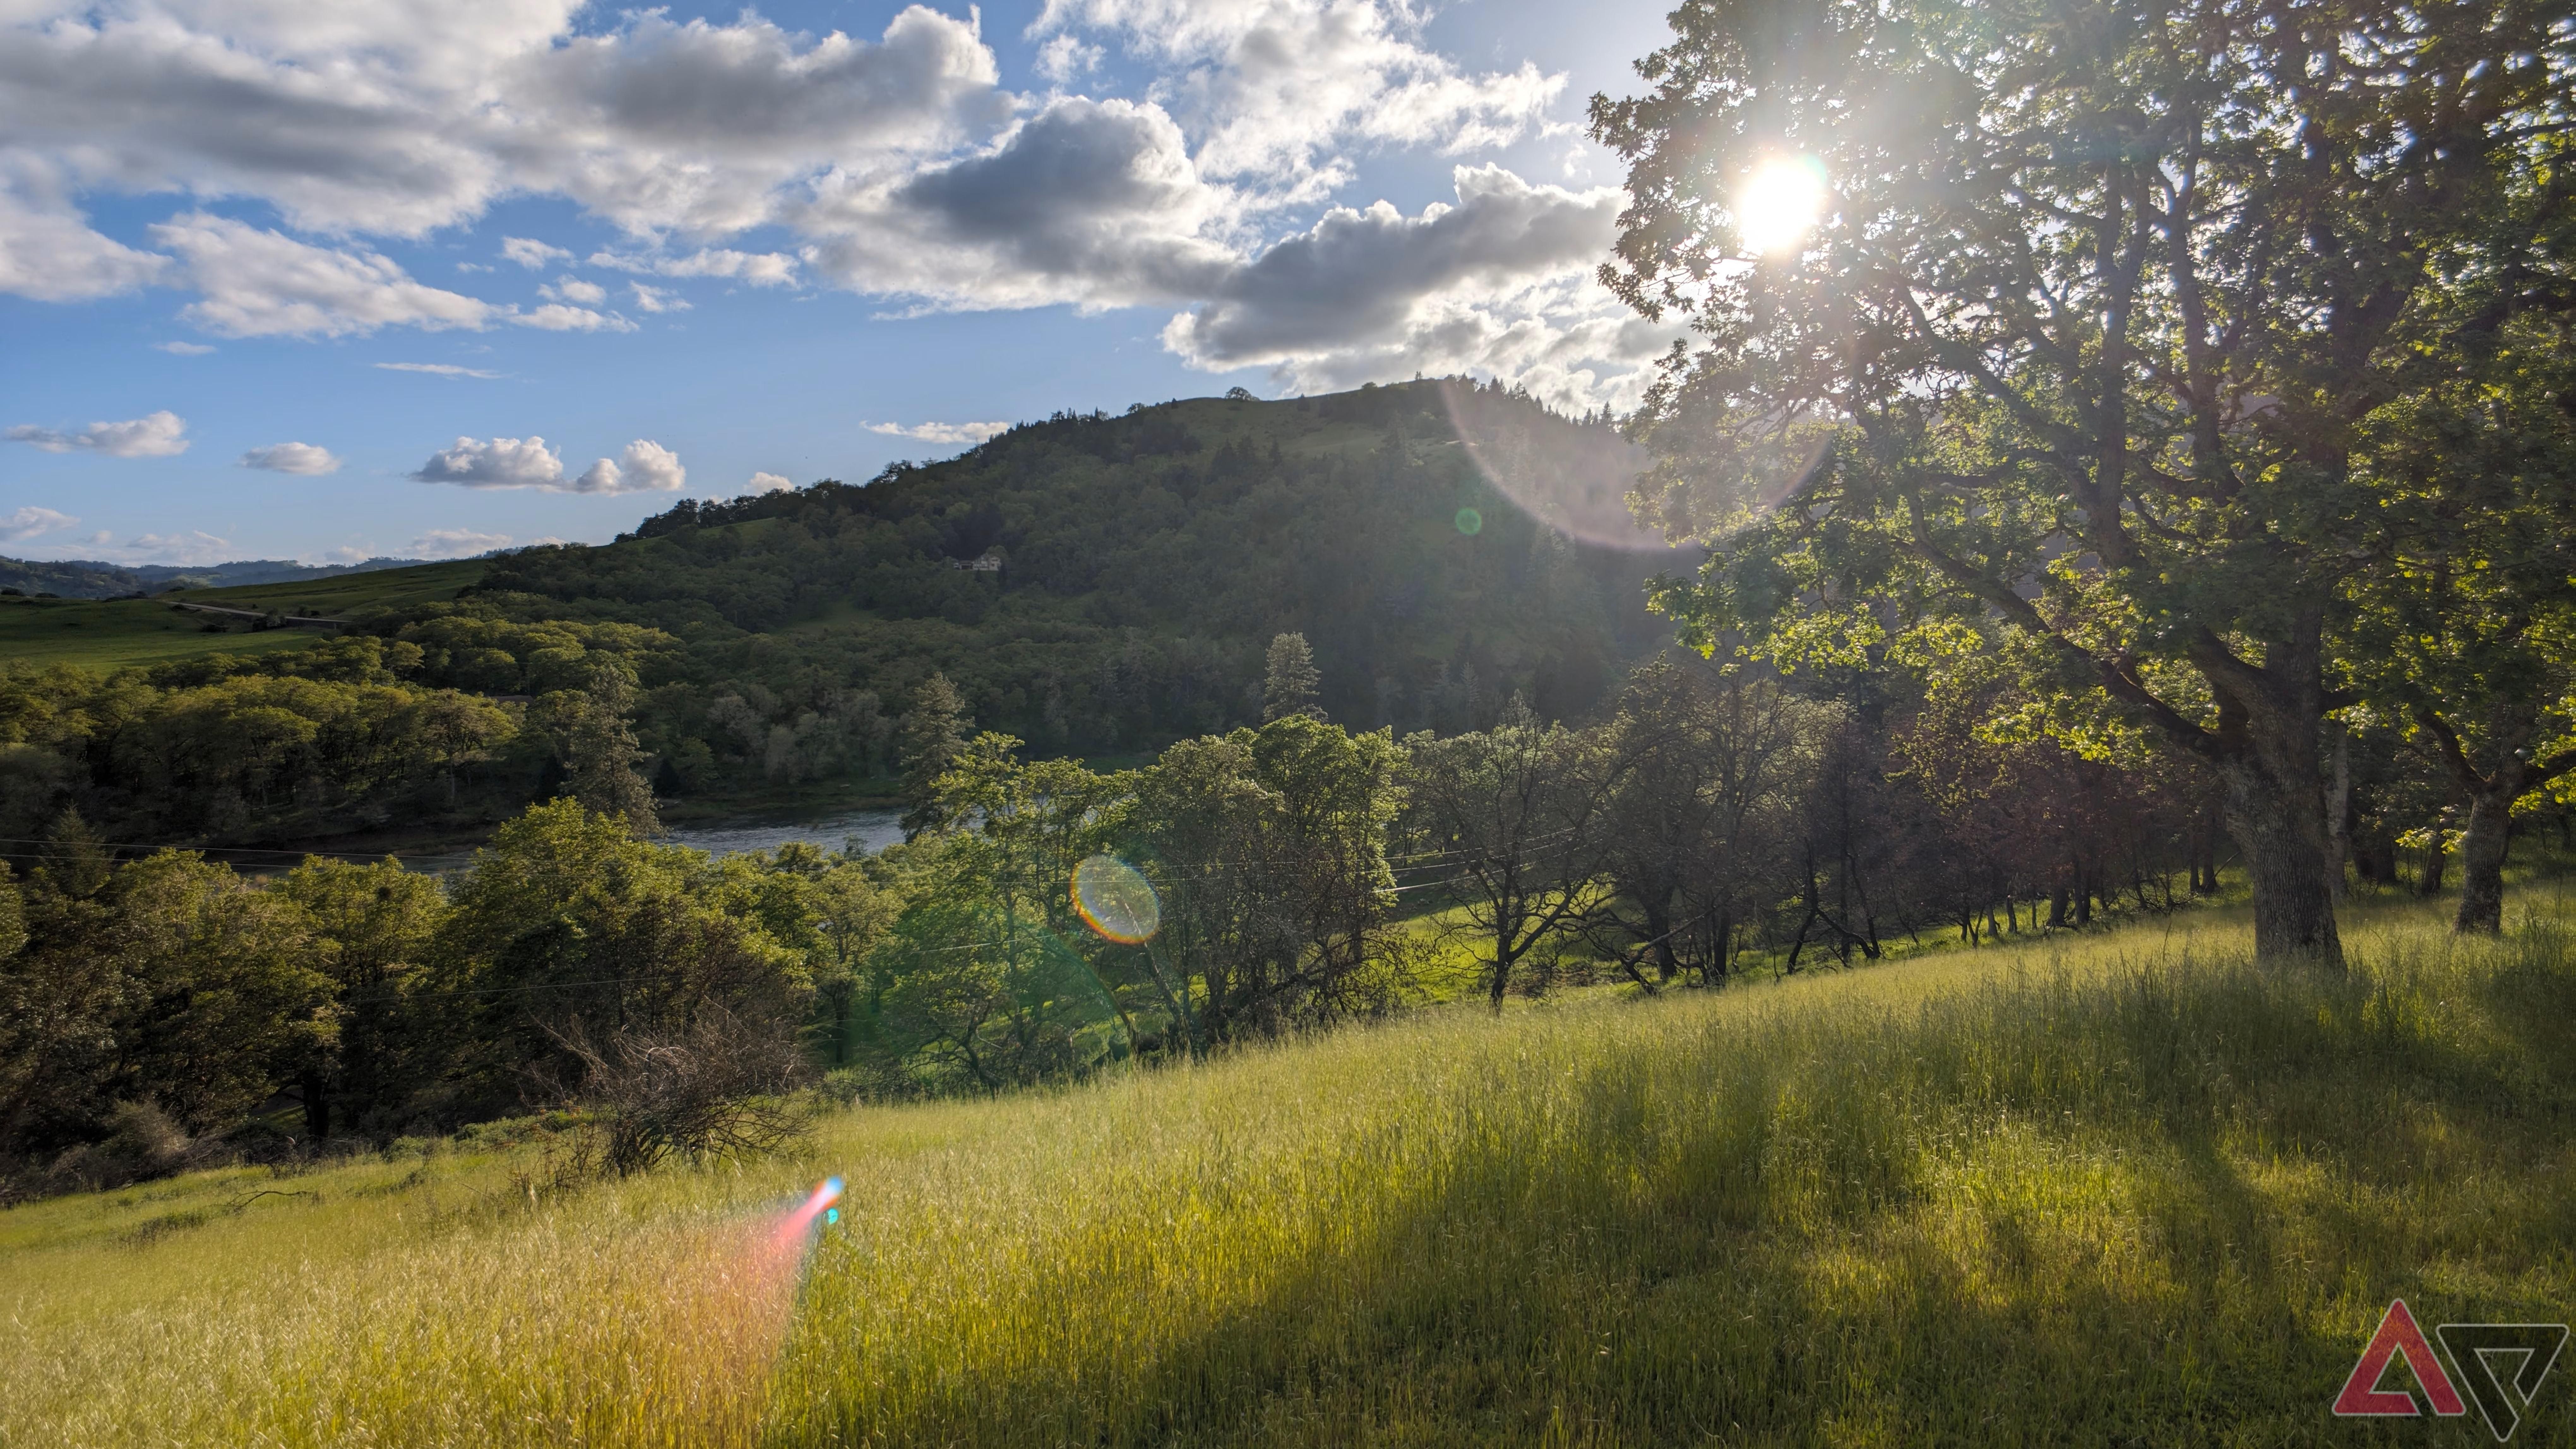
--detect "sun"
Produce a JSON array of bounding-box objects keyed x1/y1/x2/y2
[{"x1": 1736, "y1": 157, "x2": 1828, "y2": 257}]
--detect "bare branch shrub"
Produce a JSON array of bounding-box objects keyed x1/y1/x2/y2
[{"x1": 554, "y1": 1006, "x2": 810, "y2": 1176}]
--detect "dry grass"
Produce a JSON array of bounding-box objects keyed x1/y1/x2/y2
[{"x1": 8, "y1": 893, "x2": 2576, "y2": 1446}]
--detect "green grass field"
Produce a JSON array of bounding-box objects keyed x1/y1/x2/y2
[
  {"x1": 0, "y1": 596, "x2": 322, "y2": 671},
  {"x1": 0, "y1": 560, "x2": 484, "y2": 672},
  {"x1": 172, "y1": 558, "x2": 487, "y2": 618},
  {"x1": 8, "y1": 893, "x2": 2576, "y2": 1446}
]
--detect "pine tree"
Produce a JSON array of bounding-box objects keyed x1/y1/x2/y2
[
  {"x1": 567, "y1": 666, "x2": 658, "y2": 834},
  {"x1": 898, "y1": 672, "x2": 973, "y2": 838},
  {"x1": 1262, "y1": 632, "x2": 1322, "y2": 722}
]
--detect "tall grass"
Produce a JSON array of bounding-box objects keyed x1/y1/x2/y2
[{"x1": 8, "y1": 897, "x2": 2575, "y2": 1446}]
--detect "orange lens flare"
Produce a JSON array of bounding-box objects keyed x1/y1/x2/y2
[{"x1": 1071, "y1": 854, "x2": 1160, "y2": 944}]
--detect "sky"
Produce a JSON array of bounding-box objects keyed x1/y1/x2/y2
[{"x1": 0, "y1": 0, "x2": 1684, "y2": 566}]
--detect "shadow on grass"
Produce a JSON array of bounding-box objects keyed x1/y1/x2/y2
[{"x1": 767, "y1": 926, "x2": 2576, "y2": 1447}]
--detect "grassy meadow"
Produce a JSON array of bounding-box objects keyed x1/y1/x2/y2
[
  {"x1": 171, "y1": 558, "x2": 486, "y2": 620},
  {"x1": 7, "y1": 891, "x2": 2576, "y2": 1446},
  {"x1": 0, "y1": 559, "x2": 483, "y2": 672},
  {"x1": 0, "y1": 595, "x2": 323, "y2": 672}
]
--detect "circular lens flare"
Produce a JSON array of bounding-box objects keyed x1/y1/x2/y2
[
  {"x1": 1072, "y1": 854, "x2": 1160, "y2": 943},
  {"x1": 1454, "y1": 506, "x2": 1483, "y2": 535},
  {"x1": 1738, "y1": 157, "x2": 1828, "y2": 256}
]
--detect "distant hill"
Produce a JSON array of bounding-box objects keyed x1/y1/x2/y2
[
  {"x1": 0, "y1": 553, "x2": 431, "y2": 600},
  {"x1": 428, "y1": 379, "x2": 1694, "y2": 782}
]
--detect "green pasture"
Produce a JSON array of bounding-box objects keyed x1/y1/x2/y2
[
  {"x1": 8, "y1": 895, "x2": 2576, "y2": 1446},
  {"x1": 0, "y1": 596, "x2": 321, "y2": 672},
  {"x1": 172, "y1": 558, "x2": 486, "y2": 618}
]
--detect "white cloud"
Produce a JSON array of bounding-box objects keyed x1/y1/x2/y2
[
  {"x1": 1034, "y1": 0, "x2": 1563, "y2": 196},
  {"x1": 153, "y1": 340, "x2": 216, "y2": 355},
  {"x1": 1034, "y1": 33, "x2": 1102, "y2": 84},
  {"x1": 541, "y1": 275, "x2": 606, "y2": 305},
  {"x1": 6, "y1": 409, "x2": 190, "y2": 457},
  {"x1": 742, "y1": 470, "x2": 794, "y2": 493},
  {"x1": 513, "y1": 302, "x2": 634, "y2": 332},
  {"x1": 76, "y1": 529, "x2": 236, "y2": 566},
  {"x1": 1168, "y1": 166, "x2": 1617, "y2": 363},
  {"x1": 501, "y1": 237, "x2": 573, "y2": 270},
  {"x1": 374, "y1": 361, "x2": 501, "y2": 378},
  {"x1": 0, "y1": 165, "x2": 168, "y2": 301},
  {"x1": 627, "y1": 282, "x2": 689, "y2": 313},
  {"x1": 0, "y1": 505, "x2": 77, "y2": 541},
  {"x1": 406, "y1": 527, "x2": 513, "y2": 558},
  {"x1": 151, "y1": 212, "x2": 491, "y2": 337},
  {"x1": 589, "y1": 247, "x2": 801, "y2": 286},
  {"x1": 1159, "y1": 166, "x2": 1673, "y2": 409},
  {"x1": 804, "y1": 96, "x2": 1236, "y2": 310},
  {"x1": 411, "y1": 434, "x2": 566, "y2": 488},
  {"x1": 238, "y1": 441, "x2": 343, "y2": 474},
  {"x1": 866, "y1": 419, "x2": 1011, "y2": 445},
  {"x1": 572, "y1": 439, "x2": 686, "y2": 494}
]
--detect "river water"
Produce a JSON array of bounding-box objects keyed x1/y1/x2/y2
[{"x1": 662, "y1": 808, "x2": 905, "y2": 859}]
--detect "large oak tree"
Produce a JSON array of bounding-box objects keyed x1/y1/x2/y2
[{"x1": 1593, "y1": 0, "x2": 2568, "y2": 961}]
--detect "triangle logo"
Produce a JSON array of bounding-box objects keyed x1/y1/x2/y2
[
  {"x1": 2334, "y1": 1300, "x2": 2468, "y2": 1417},
  {"x1": 2435, "y1": 1323, "x2": 2570, "y2": 1443}
]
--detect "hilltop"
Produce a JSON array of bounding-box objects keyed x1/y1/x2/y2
[{"x1": 382, "y1": 379, "x2": 1691, "y2": 792}]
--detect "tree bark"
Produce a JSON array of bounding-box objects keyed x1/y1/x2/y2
[
  {"x1": 2454, "y1": 786, "x2": 2513, "y2": 934},
  {"x1": 2195, "y1": 614, "x2": 2342, "y2": 966}
]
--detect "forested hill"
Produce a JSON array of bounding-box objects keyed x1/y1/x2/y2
[{"x1": 460, "y1": 378, "x2": 1691, "y2": 777}]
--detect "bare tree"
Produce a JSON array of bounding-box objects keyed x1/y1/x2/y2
[{"x1": 554, "y1": 1005, "x2": 808, "y2": 1176}]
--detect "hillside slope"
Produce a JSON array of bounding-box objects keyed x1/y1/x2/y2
[
  {"x1": 440, "y1": 379, "x2": 1691, "y2": 780},
  {"x1": 9, "y1": 898, "x2": 2573, "y2": 1445}
]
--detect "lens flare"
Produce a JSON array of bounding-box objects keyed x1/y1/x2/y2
[
  {"x1": 1738, "y1": 156, "x2": 1828, "y2": 257},
  {"x1": 770, "y1": 1176, "x2": 843, "y2": 1250},
  {"x1": 1434, "y1": 380, "x2": 1682, "y2": 554},
  {"x1": 1071, "y1": 854, "x2": 1160, "y2": 944}
]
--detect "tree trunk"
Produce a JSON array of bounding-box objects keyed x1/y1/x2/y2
[
  {"x1": 2216, "y1": 749, "x2": 2342, "y2": 964},
  {"x1": 2454, "y1": 785, "x2": 2515, "y2": 934},
  {"x1": 2197, "y1": 616, "x2": 2342, "y2": 966},
  {"x1": 2324, "y1": 729, "x2": 2353, "y2": 899}
]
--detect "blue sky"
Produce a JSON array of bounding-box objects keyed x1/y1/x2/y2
[{"x1": 0, "y1": 0, "x2": 1679, "y2": 565}]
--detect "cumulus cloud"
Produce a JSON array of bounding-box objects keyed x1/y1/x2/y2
[
  {"x1": 150, "y1": 212, "x2": 490, "y2": 337},
  {"x1": 0, "y1": 505, "x2": 77, "y2": 541},
  {"x1": 742, "y1": 470, "x2": 794, "y2": 492},
  {"x1": 1158, "y1": 166, "x2": 1673, "y2": 409},
  {"x1": 0, "y1": 167, "x2": 168, "y2": 301},
  {"x1": 71, "y1": 529, "x2": 237, "y2": 566},
  {"x1": 0, "y1": 0, "x2": 1665, "y2": 409},
  {"x1": 866, "y1": 419, "x2": 1011, "y2": 445},
  {"x1": 153, "y1": 340, "x2": 216, "y2": 355},
  {"x1": 1034, "y1": 0, "x2": 1562, "y2": 196},
  {"x1": 502, "y1": 237, "x2": 573, "y2": 269},
  {"x1": 573, "y1": 439, "x2": 686, "y2": 494},
  {"x1": 411, "y1": 434, "x2": 566, "y2": 488},
  {"x1": 806, "y1": 96, "x2": 1234, "y2": 309},
  {"x1": 407, "y1": 527, "x2": 513, "y2": 558},
  {"x1": 512, "y1": 302, "x2": 634, "y2": 332},
  {"x1": 238, "y1": 441, "x2": 342, "y2": 474},
  {"x1": 375, "y1": 361, "x2": 501, "y2": 378},
  {"x1": 628, "y1": 282, "x2": 688, "y2": 313},
  {"x1": 589, "y1": 247, "x2": 801, "y2": 286},
  {"x1": 1168, "y1": 166, "x2": 1617, "y2": 364},
  {"x1": 6, "y1": 409, "x2": 190, "y2": 457},
  {"x1": 409, "y1": 434, "x2": 682, "y2": 493}
]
